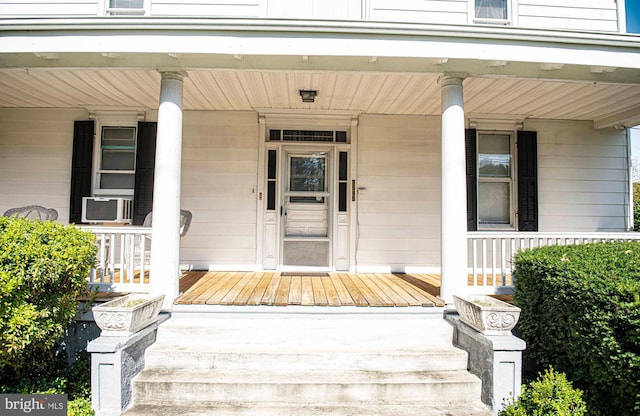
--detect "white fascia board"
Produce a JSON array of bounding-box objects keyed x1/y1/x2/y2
[
  {"x1": 1, "y1": 18, "x2": 640, "y2": 69},
  {"x1": 594, "y1": 105, "x2": 640, "y2": 129}
]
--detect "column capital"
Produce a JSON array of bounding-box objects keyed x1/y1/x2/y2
[
  {"x1": 158, "y1": 70, "x2": 187, "y2": 81},
  {"x1": 440, "y1": 73, "x2": 467, "y2": 87}
]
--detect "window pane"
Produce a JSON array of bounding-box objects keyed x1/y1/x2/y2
[
  {"x1": 102, "y1": 126, "x2": 135, "y2": 147},
  {"x1": 476, "y1": 0, "x2": 507, "y2": 19},
  {"x1": 267, "y1": 181, "x2": 276, "y2": 210},
  {"x1": 268, "y1": 149, "x2": 277, "y2": 179},
  {"x1": 479, "y1": 134, "x2": 511, "y2": 178},
  {"x1": 102, "y1": 149, "x2": 135, "y2": 170},
  {"x1": 101, "y1": 126, "x2": 136, "y2": 170},
  {"x1": 100, "y1": 173, "x2": 135, "y2": 189},
  {"x1": 478, "y1": 182, "x2": 510, "y2": 225},
  {"x1": 339, "y1": 182, "x2": 347, "y2": 212},
  {"x1": 339, "y1": 152, "x2": 348, "y2": 181},
  {"x1": 289, "y1": 157, "x2": 326, "y2": 192},
  {"x1": 110, "y1": 0, "x2": 143, "y2": 8}
]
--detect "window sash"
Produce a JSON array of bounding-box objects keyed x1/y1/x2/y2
[
  {"x1": 477, "y1": 132, "x2": 514, "y2": 229},
  {"x1": 96, "y1": 125, "x2": 137, "y2": 194},
  {"x1": 475, "y1": 0, "x2": 509, "y2": 22}
]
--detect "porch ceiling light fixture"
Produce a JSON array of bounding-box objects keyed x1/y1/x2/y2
[{"x1": 299, "y1": 90, "x2": 318, "y2": 103}]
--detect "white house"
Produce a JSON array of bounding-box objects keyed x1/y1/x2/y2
[{"x1": 1, "y1": 2, "x2": 640, "y2": 414}]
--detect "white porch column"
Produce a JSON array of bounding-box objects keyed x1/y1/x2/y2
[
  {"x1": 440, "y1": 75, "x2": 468, "y2": 305},
  {"x1": 150, "y1": 71, "x2": 184, "y2": 309}
]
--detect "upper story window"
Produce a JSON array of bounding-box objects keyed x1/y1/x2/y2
[
  {"x1": 106, "y1": 0, "x2": 146, "y2": 16},
  {"x1": 474, "y1": 0, "x2": 509, "y2": 24}
]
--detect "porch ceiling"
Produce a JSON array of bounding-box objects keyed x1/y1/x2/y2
[{"x1": 1, "y1": 67, "x2": 640, "y2": 127}]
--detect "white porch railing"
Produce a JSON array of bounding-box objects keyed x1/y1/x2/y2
[
  {"x1": 468, "y1": 232, "x2": 640, "y2": 295},
  {"x1": 80, "y1": 226, "x2": 152, "y2": 293}
]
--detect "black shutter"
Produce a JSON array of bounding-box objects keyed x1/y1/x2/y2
[
  {"x1": 69, "y1": 120, "x2": 94, "y2": 224},
  {"x1": 517, "y1": 131, "x2": 538, "y2": 231},
  {"x1": 133, "y1": 122, "x2": 157, "y2": 225},
  {"x1": 465, "y1": 129, "x2": 478, "y2": 231}
]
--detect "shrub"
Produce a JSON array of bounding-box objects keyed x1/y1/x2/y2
[
  {"x1": 0, "y1": 217, "x2": 96, "y2": 378},
  {"x1": 499, "y1": 367, "x2": 587, "y2": 416},
  {"x1": 513, "y1": 242, "x2": 640, "y2": 415},
  {"x1": 635, "y1": 200, "x2": 640, "y2": 231}
]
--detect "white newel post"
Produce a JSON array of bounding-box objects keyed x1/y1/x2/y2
[
  {"x1": 440, "y1": 75, "x2": 468, "y2": 305},
  {"x1": 150, "y1": 71, "x2": 184, "y2": 309}
]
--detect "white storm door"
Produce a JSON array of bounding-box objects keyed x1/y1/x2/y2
[{"x1": 282, "y1": 151, "x2": 331, "y2": 268}]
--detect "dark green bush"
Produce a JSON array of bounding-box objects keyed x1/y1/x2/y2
[
  {"x1": 513, "y1": 242, "x2": 640, "y2": 416},
  {"x1": 499, "y1": 367, "x2": 587, "y2": 416},
  {"x1": 0, "y1": 217, "x2": 96, "y2": 378},
  {"x1": 634, "y1": 200, "x2": 640, "y2": 231}
]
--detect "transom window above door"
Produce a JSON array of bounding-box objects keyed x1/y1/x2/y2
[{"x1": 269, "y1": 129, "x2": 348, "y2": 143}]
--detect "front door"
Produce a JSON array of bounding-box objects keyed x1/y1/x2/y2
[{"x1": 282, "y1": 150, "x2": 331, "y2": 268}]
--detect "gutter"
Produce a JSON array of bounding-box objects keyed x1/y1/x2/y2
[{"x1": 1, "y1": 17, "x2": 640, "y2": 50}]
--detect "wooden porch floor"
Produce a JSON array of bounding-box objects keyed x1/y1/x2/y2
[{"x1": 175, "y1": 271, "x2": 445, "y2": 307}]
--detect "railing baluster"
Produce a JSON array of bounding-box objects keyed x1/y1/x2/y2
[
  {"x1": 500, "y1": 237, "x2": 507, "y2": 286},
  {"x1": 482, "y1": 239, "x2": 487, "y2": 287},
  {"x1": 467, "y1": 231, "x2": 640, "y2": 295},
  {"x1": 491, "y1": 238, "x2": 497, "y2": 286}
]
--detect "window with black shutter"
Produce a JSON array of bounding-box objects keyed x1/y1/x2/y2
[
  {"x1": 69, "y1": 117, "x2": 156, "y2": 224},
  {"x1": 466, "y1": 129, "x2": 538, "y2": 231}
]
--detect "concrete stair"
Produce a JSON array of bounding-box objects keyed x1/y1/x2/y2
[{"x1": 122, "y1": 311, "x2": 491, "y2": 416}]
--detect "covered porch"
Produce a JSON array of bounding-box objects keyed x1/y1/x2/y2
[{"x1": 2, "y1": 19, "x2": 640, "y2": 311}]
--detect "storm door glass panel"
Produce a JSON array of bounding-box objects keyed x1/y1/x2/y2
[
  {"x1": 478, "y1": 182, "x2": 510, "y2": 225},
  {"x1": 475, "y1": 0, "x2": 507, "y2": 19},
  {"x1": 289, "y1": 156, "x2": 326, "y2": 203}
]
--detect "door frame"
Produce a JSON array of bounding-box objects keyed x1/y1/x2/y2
[{"x1": 257, "y1": 112, "x2": 358, "y2": 272}]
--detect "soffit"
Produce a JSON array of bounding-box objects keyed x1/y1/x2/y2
[{"x1": 0, "y1": 68, "x2": 639, "y2": 127}]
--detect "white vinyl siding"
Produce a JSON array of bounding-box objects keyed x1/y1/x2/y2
[
  {"x1": 518, "y1": 0, "x2": 619, "y2": 32},
  {"x1": 531, "y1": 119, "x2": 628, "y2": 231},
  {"x1": 267, "y1": 0, "x2": 361, "y2": 20},
  {"x1": 356, "y1": 115, "x2": 441, "y2": 272},
  {"x1": 151, "y1": 0, "x2": 265, "y2": 17},
  {"x1": 0, "y1": 108, "x2": 87, "y2": 222},
  {"x1": 180, "y1": 111, "x2": 259, "y2": 270},
  {"x1": 0, "y1": 0, "x2": 98, "y2": 16},
  {"x1": 368, "y1": 0, "x2": 468, "y2": 24},
  {"x1": 0, "y1": 0, "x2": 622, "y2": 33}
]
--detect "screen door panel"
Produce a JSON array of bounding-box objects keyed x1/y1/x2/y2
[{"x1": 283, "y1": 153, "x2": 330, "y2": 267}]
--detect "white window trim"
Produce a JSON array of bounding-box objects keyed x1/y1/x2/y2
[
  {"x1": 98, "y1": 0, "x2": 150, "y2": 16},
  {"x1": 476, "y1": 130, "x2": 516, "y2": 231},
  {"x1": 90, "y1": 110, "x2": 143, "y2": 197},
  {"x1": 469, "y1": 0, "x2": 516, "y2": 26}
]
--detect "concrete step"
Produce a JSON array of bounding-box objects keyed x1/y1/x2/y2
[
  {"x1": 122, "y1": 402, "x2": 492, "y2": 416},
  {"x1": 124, "y1": 313, "x2": 490, "y2": 416},
  {"x1": 132, "y1": 369, "x2": 482, "y2": 405},
  {"x1": 155, "y1": 314, "x2": 456, "y2": 348},
  {"x1": 144, "y1": 344, "x2": 468, "y2": 372}
]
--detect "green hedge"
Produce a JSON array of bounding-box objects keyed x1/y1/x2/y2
[
  {"x1": 513, "y1": 242, "x2": 640, "y2": 415},
  {"x1": 0, "y1": 217, "x2": 96, "y2": 377}
]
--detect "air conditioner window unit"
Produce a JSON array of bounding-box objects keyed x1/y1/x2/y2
[{"x1": 82, "y1": 197, "x2": 132, "y2": 224}]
